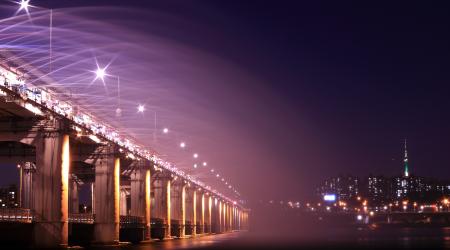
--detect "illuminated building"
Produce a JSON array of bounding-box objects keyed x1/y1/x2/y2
[
  {"x1": 317, "y1": 175, "x2": 360, "y2": 201},
  {"x1": 316, "y1": 141, "x2": 450, "y2": 206},
  {"x1": 0, "y1": 184, "x2": 18, "y2": 208}
]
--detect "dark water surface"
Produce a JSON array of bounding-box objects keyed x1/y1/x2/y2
[{"x1": 107, "y1": 227, "x2": 450, "y2": 250}]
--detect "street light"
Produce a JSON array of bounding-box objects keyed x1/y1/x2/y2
[
  {"x1": 163, "y1": 128, "x2": 169, "y2": 134},
  {"x1": 95, "y1": 67, "x2": 106, "y2": 81},
  {"x1": 137, "y1": 104, "x2": 145, "y2": 113},
  {"x1": 202, "y1": 162, "x2": 207, "y2": 166},
  {"x1": 193, "y1": 153, "x2": 198, "y2": 158},
  {"x1": 17, "y1": 0, "x2": 31, "y2": 13},
  {"x1": 180, "y1": 142, "x2": 186, "y2": 148}
]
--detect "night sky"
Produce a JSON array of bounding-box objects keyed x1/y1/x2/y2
[{"x1": 1, "y1": 0, "x2": 450, "y2": 203}]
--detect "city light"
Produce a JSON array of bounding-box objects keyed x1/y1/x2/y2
[
  {"x1": 193, "y1": 164, "x2": 198, "y2": 168},
  {"x1": 163, "y1": 128, "x2": 169, "y2": 134},
  {"x1": 323, "y1": 194, "x2": 336, "y2": 202},
  {"x1": 193, "y1": 153, "x2": 198, "y2": 158},
  {"x1": 203, "y1": 162, "x2": 207, "y2": 166},
  {"x1": 180, "y1": 142, "x2": 186, "y2": 148}
]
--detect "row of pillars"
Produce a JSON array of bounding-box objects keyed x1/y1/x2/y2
[{"x1": 19, "y1": 122, "x2": 248, "y2": 248}]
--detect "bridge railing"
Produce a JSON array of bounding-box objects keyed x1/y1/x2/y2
[
  {"x1": 120, "y1": 215, "x2": 145, "y2": 228},
  {"x1": 0, "y1": 208, "x2": 33, "y2": 223},
  {"x1": 69, "y1": 213, "x2": 94, "y2": 224}
]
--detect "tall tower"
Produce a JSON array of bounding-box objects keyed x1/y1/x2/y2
[{"x1": 403, "y1": 139, "x2": 409, "y2": 177}]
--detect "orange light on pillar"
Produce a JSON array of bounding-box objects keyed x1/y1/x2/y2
[
  {"x1": 61, "y1": 134, "x2": 70, "y2": 244},
  {"x1": 114, "y1": 157, "x2": 120, "y2": 240},
  {"x1": 166, "y1": 179, "x2": 171, "y2": 237},
  {"x1": 145, "y1": 170, "x2": 151, "y2": 239}
]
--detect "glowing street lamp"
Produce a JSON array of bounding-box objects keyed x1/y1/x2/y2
[
  {"x1": 180, "y1": 142, "x2": 186, "y2": 148},
  {"x1": 95, "y1": 67, "x2": 106, "y2": 81},
  {"x1": 193, "y1": 153, "x2": 198, "y2": 158},
  {"x1": 137, "y1": 104, "x2": 145, "y2": 113},
  {"x1": 163, "y1": 128, "x2": 169, "y2": 134},
  {"x1": 17, "y1": 0, "x2": 31, "y2": 13},
  {"x1": 202, "y1": 162, "x2": 207, "y2": 166},
  {"x1": 193, "y1": 164, "x2": 198, "y2": 168}
]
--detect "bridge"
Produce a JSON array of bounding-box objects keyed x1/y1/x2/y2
[{"x1": 0, "y1": 63, "x2": 249, "y2": 247}]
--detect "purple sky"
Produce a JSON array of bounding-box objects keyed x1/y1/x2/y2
[{"x1": 1, "y1": 0, "x2": 450, "y2": 206}]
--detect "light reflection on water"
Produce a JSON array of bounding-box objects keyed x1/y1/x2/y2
[
  {"x1": 118, "y1": 233, "x2": 242, "y2": 250},
  {"x1": 112, "y1": 228, "x2": 450, "y2": 249}
]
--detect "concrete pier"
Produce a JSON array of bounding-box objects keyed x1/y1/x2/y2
[
  {"x1": 93, "y1": 147, "x2": 120, "y2": 245},
  {"x1": 32, "y1": 126, "x2": 70, "y2": 248}
]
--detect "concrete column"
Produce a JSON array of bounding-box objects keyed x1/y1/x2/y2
[
  {"x1": 144, "y1": 170, "x2": 151, "y2": 240},
  {"x1": 218, "y1": 200, "x2": 222, "y2": 233},
  {"x1": 223, "y1": 202, "x2": 227, "y2": 232},
  {"x1": 93, "y1": 153, "x2": 120, "y2": 245},
  {"x1": 229, "y1": 205, "x2": 232, "y2": 231},
  {"x1": 230, "y1": 205, "x2": 233, "y2": 231},
  {"x1": 21, "y1": 162, "x2": 34, "y2": 209},
  {"x1": 211, "y1": 197, "x2": 218, "y2": 233},
  {"x1": 91, "y1": 183, "x2": 95, "y2": 214},
  {"x1": 194, "y1": 190, "x2": 202, "y2": 234},
  {"x1": 166, "y1": 179, "x2": 171, "y2": 238},
  {"x1": 130, "y1": 169, "x2": 145, "y2": 217},
  {"x1": 236, "y1": 207, "x2": 238, "y2": 230},
  {"x1": 69, "y1": 178, "x2": 79, "y2": 213},
  {"x1": 170, "y1": 181, "x2": 185, "y2": 238},
  {"x1": 184, "y1": 186, "x2": 195, "y2": 236},
  {"x1": 239, "y1": 210, "x2": 242, "y2": 230},
  {"x1": 130, "y1": 167, "x2": 151, "y2": 240},
  {"x1": 223, "y1": 203, "x2": 227, "y2": 232},
  {"x1": 231, "y1": 207, "x2": 235, "y2": 230},
  {"x1": 130, "y1": 167, "x2": 147, "y2": 239},
  {"x1": 120, "y1": 187, "x2": 128, "y2": 216},
  {"x1": 181, "y1": 185, "x2": 186, "y2": 237},
  {"x1": 200, "y1": 192, "x2": 205, "y2": 234},
  {"x1": 153, "y1": 176, "x2": 171, "y2": 239},
  {"x1": 193, "y1": 190, "x2": 197, "y2": 236},
  {"x1": 32, "y1": 131, "x2": 69, "y2": 248},
  {"x1": 226, "y1": 204, "x2": 229, "y2": 231},
  {"x1": 207, "y1": 195, "x2": 212, "y2": 234}
]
